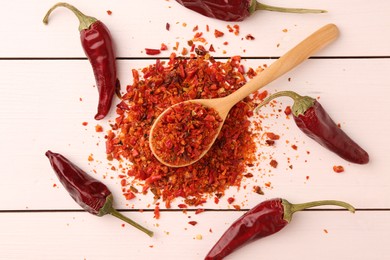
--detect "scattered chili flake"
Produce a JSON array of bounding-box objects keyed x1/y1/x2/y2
[
  {"x1": 324, "y1": 229, "x2": 329, "y2": 234},
  {"x1": 195, "y1": 208, "x2": 205, "y2": 214},
  {"x1": 291, "y1": 144, "x2": 298, "y2": 150},
  {"x1": 188, "y1": 221, "x2": 198, "y2": 226},
  {"x1": 145, "y1": 48, "x2": 161, "y2": 55},
  {"x1": 166, "y1": 22, "x2": 170, "y2": 31},
  {"x1": 284, "y1": 106, "x2": 292, "y2": 116},
  {"x1": 209, "y1": 44, "x2": 215, "y2": 52},
  {"x1": 106, "y1": 55, "x2": 258, "y2": 207},
  {"x1": 264, "y1": 182, "x2": 271, "y2": 188},
  {"x1": 227, "y1": 197, "x2": 235, "y2": 204},
  {"x1": 306, "y1": 176, "x2": 310, "y2": 181},
  {"x1": 245, "y1": 34, "x2": 255, "y2": 40},
  {"x1": 95, "y1": 124, "x2": 103, "y2": 132},
  {"x1": 160, "y1": 43, "x2": 168, "y2": 51},
  {"x1": 266, "y1": 132, "x2": 280, "y2": 140},
  {"x1": 214, "y1": 197, "x2": 220, "y2": 204},
  {"x1": 244, "y1": 173, "x2": 253, "y2": 178},
  {"x1": 282, "y1": 28, "x2": 288, "y2": 33},
  {"x1": 233, "y1": 205, "x2": 241, "y2": 210},
  {"x1": 223, "y1": 41, "x2": 229, "y2": 45},
  {"x1": 87, "y1": 154, "x2": 94, "y2": 162},
  {"x1": 270, "y1": 159, "x2": 278, "y2": 168},
  {"x1": 106, "y1": 10, "x2": 112, "y2": 15},
  {"x1": 193, "y1": 25, "x2": 199, "y2": 32},
  {"x1": 82, "y1": 121, "x2": 88, "y2": 126},
  {"x1": 214, "y1": 29, "x2": 224, "y2": 38},
  {"x1": 265, "y1": 140, "x2": 275, "y2": 146},
  {"x1": 253, "y1": 185, "x2": 264, "y2": 195},
  {"x1": 53, "y1": 183, "x2": 57, "y2": 188},
  {"x1": 333, "y1": 165, "x2": 345, "y2": 173},
  {"x1": 178, "y1": 204, "x2": 188, "y2": 209},
  {"x1": 154, "y1": 205, "x2": 160, "y2": 219}
]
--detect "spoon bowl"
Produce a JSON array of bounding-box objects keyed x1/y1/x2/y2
[{"x1": 149, "y1": 23, "x2": 339, "y2": 167}]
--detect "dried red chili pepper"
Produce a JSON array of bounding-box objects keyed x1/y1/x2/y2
[
  {"x1": 175, "y1": 0, "x2": 326, "y2": 22},
  {"x1": 255, "y1": 91, "x2": 369, "y2": 164},
  {"x1": 45, "y1": 150, "x2": 153, "y2": 237},
  {"x1": 205, "y1": 198, "x2": 355, "y2": 260},
  {"x1": 43, "y1": 2, "x2": 119, "y2": 120}
]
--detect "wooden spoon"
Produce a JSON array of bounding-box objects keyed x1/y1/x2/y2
[{"x1": 149, "y1": 23, "x2": 339, "y2": 167}]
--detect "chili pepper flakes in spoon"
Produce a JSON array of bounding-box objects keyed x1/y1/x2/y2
[
  {"x1": 254, "y1": 90, "x2": 369, "y2": 164},
  {"x1": 205, "y1": 198, "x2": 355, "y2": 260},
  {"x1": 175, "y1": 0, "x2": 327, "y2": 22},
  {"x1": 149, "y1": 24, "x2": 339, "y2": 167},
  {"x1": 43, "y1": 2, "x2": 119, "y2": 120},
  {"x1": 46, "y1": 151, "x2": 154, "y2": 237}
]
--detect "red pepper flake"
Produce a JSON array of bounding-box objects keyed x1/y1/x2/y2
[
  {"x1": 209, "y1": 44, "x2": 215, "y2": 52},
  {"x1": 87, "y1": 154, "x2": 94, "y2": 162},
  {"x1": 284, "y1": 106, "x2": 292, "y2": 116},
  {"x1": 95, "y1": 124, "x2": 103, "y2": 132},
  {"x1": 291, "y1": 144, "x2": 298, "y2": 150},
  {"x1": 227, "y1": 197, "x2": 235, "y2": 204},
  {"x1": 106, "y1": 55, "x2": 258, "y2": 207},
  {"x1": 306, "y1": 176, "x2": 310, "y2": 181},
  {"x1": 264, "y1": 182, "x2": 271, "y2": 188},
  {"x1": 53, "y1": 183, "x2": 57, "y2": 188},
  {"x1": 166, "y1": 22, "x2": 170, "y2": 31},
  {"x1": 223, "y1": 41, "x2": 229, "y2": 45},
  {"x1": 214, "y1": 197, "x2": 220, "y2": 204},
  {"x1": 266, "y1": 132, "x2": 280, "y2": 140},
  {"x1": 214, "y1": 29, "x2": 224, "y2": 38},
  {"x1": 145, "y1": 48, "x2": 161, "y2": 55},
  {"x1": 253, "y1": 185, "x2": 264, "y2": 195},
  {"x1": 233, "y1": 205, "x2": 241, "y2": 210},
  {"x1": 82, "y1": 121, "x2": 88, "y2": 126},
  {"x1": 106, "y1": 10, "x2": 112, "y2": 15},
  {"x1": 124, "y1": 192, "x2": 136, "y2": 200},
  {"x1": 270, "y1": 159, "x2": 278, "y2": 168},
  {"x1": 193, "y1": 25, "x2": 199, "y2": 31},
  {"x1": 178, "y1": 204, "x2": 188, "y2": 209},
  {"x1": 195, "y1": 208, "x2": 205, "y2": 214},
  {"x1": 245, "y1": 34, "x2": 255, "y2": 40},
  {"x1": 188, "y1": 221, "x2": 198, "y2": 226},
  {"x1": 160, "y1": 43, "x2": 168, "y2": 51},
  {"x1": 154, "y1": 205, "x2": 160, "y2": 219},
  {"x1": 333, "y1": 165, "x2": 345, "y2": 173},
  {"x1": 265, "y1": 140, "x2": 275, "y2": 146},
  {"x1": 323, "y1": 229, "x2": 329, "y2": 234}
]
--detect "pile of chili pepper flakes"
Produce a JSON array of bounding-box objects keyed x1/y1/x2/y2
[{"x1": 106, "y1": 53, "x2": 262, "y2": 208}]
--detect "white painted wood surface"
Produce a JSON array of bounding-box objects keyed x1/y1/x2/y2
[{"x1": 0, "y1": 1, "x2": 389, "y2": 259}]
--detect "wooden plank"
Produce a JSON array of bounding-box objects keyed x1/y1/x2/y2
[
  {"x1": 0, "y1": 210, "x2": 388, "y2": 260},
  {"x1": 0, "y1": 58, "x2": 389, "y2": 210},
  {"x1": 1, "y1": 0, "x2": 389, "y2": 57}
]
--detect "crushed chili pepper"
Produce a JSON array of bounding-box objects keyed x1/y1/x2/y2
[
  {"x1": 145, "y1": 48, "x2": 161, "y2": 55},
  {"x1": 150, "y1": 102, "x2": 223, "y2": 166},
  {"x1": 106, "y1": 54, "x2": 258, "y2": 207},
  {"x1": 333, "y1": 165, "x2": 345, "y2": 173}
]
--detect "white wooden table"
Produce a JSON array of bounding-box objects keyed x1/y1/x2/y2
[{"x1": 1, "y1": 1, "x2": 389, "y2": 259}]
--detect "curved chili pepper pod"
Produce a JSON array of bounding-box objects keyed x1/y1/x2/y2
[
  {"x1": 205, "y1": 198, "x2": 355, "y2": 260},
  {"x1": 175, "y1": 0, "x2": 327, "y2": 22},
  {"x1": 43, "y1": 2, "x2": 119, "y2": 120},
  {"x1": 45, "y1": 150, "x2": 153, "y2": 237},
  {"x1": 255, "y1": 91, "x2": 369, "y2": 164}
]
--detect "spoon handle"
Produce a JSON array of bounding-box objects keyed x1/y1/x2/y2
[{"x1": 225, "y1": 23, "x2": 339, "y2": 106}]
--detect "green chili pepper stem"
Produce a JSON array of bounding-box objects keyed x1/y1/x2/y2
[
  {"x1": 100, "y1": 195, "x2": 154, "y2": 237},
  {"x1": 254, "y1": 90, "x2": 315, "y2": 117},
  {"x1": 256, "y1": 2, "x2": 327, "y2": 14},
  {"x1": 43, "y1": 2, "x2": 98, "y2": 31},
  {"x1": 282, "y1": 199, "x2": 355, "y2": 223}
]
